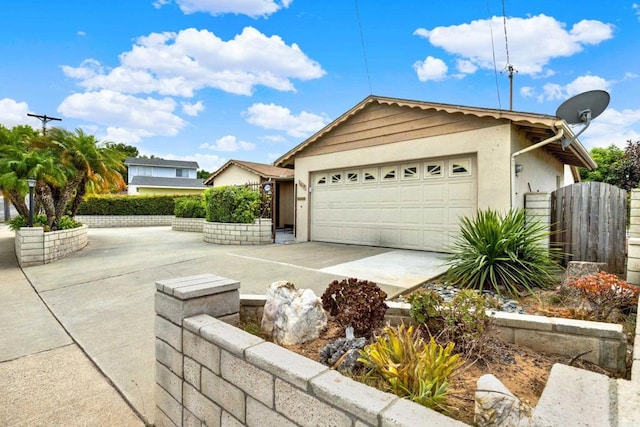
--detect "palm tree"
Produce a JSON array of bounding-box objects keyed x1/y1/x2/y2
[{"x1": 46, "y1": 128, "x2": 126, "y2": 221}]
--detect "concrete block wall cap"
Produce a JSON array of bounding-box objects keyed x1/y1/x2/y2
[
  {"x1": 380, "y1": 396, "x2": 469, "y2": 427},
  {"x1": 156, "y1": 274, "x2": 239, "y2": 299},
  {"x1": 311, "y1": 369, "x2": 397, "y2": 425},
  {"x1": 490, "y1": 311, "x2": 554, "y2": 330},
  {"x1": 183, "y1": 314, "x2": 219, "y2": 335},
  {"x1": 245, "y1": 341, "x2": 329, "y2": 390},
  {"x1": 240, "y1": 295, "x2": 267, "y2": 306},
  {"x1": 553, "y1": 317, "x2": 623, "y2": 338},
  {"x1": 200, "y1": 319, "x2": 263, "y2": 357},
  {"x1": 156, "y1": 273, "x2": 216, "y2": 291}
]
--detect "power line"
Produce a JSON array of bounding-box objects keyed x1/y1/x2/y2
[
  {"x1": 500, "y1": 0, "x2": 517, "y2": 110},
  {"x1": 487, "y1": 1, "x2": 502, "y2": 110},
  {"x1": 354, "y1": 0, "x2": 373, "y2": 94},
  {"x1": 27, "y1": 113, "x2": 61, "y2": 134}
]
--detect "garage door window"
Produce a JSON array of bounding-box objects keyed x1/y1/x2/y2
[
  {"x1": 363, "y1": 168, "x2": 377, "y2": 183},
  {"x1": 316, "y1": 175, "x2": 327, "y2": 185},
  {"x1": 346, "y1": 171, "x2": 359, "y2": 184},
  {"x1": 382, "y1": 166, "x2": 397, "y2": 181},
  {"x1": 330, "y1": 172, "x2": 343, "y2": 184},
  {"x1": 450, "y1": 159, "x2": 471, "y2": 176},
  {"x1": 402, "y1": 164, "x2": 419, "y2": 180},
  {"x1": 425, "y1": 162, "x2": 443, "y2": 178}
]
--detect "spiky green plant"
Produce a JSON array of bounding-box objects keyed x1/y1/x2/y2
[
  {"x1": 446, "y1": 208, "x2": 560, "y2": 296},
  {"x1": 357, "y1": 324, "x2": 462, "y2": 410}
]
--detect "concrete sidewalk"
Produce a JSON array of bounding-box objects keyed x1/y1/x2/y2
[
  {"x1": 0, "y1": 224, "x2": 143, "y2": 426},
  {"x1": 2, "y1": 225, "x2": 447, "y2": 425}
]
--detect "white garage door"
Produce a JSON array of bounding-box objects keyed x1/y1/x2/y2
[{"x1": 310, "y1": 156, "x2": 477, "y2": 252}]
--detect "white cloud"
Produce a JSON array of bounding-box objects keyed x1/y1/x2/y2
[
  {"x1": 163, "y1": 153, "x2": 226, "y2": 172},
  {"x1": 456, "y1": 59, "x2": 477, "y2": 74},
  {"x1": 199, "y1": 135, "x2": 255, "y2": 151},
  {"x1": 157, "y1": 0, "x2": 292, "y2": 18},
  {"x1": 244, "y1": 103, "x2": 328, "y2": 138},
  {"x1": 261, "y1": 134, "x2": 286, "y2": 143},
  {"x1": 632, "y1": 3, "x2": 640, "y2": 21},
  {"x1": 182, "y1": 101, "x2": 204, "y2": 116},
  {"x1": 57, "y1": 90, "x2": 186, "y2": 142},
  {"x1": 0, "y1": 98, "x2": 40, "y2": 128},
  {"x1": 267, "y1": 152, "x2": 281, "y2": 160},
  {"x1": 578, "y1": 108, "x2": 640, "y2": 149},
  {"x1": 413, "y1": 56, "x2": 448, "y2": 82},
  {"x1": 542, "y1": 75, "x2": 612, "y2": 101},
  {"x1": 414, "y1": 14, "x2": 613, "y2": 76},
  {"x1": 77, "y1": 31, "x2": 86, "y2": 36},
  {"x1": 62, "y1": 27, "x2": 325, "y2": 97}
]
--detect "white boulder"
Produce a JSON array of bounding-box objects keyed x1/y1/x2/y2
[{"x1": 261, "y1": 281, "x2": 328, "y2": 345}]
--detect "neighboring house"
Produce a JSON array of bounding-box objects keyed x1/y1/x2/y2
[
  {"x1": 204, "y1": 159, "x2": 295, "y2": 229},
  {"x1": 275, "y1": 95, "x2": 596, "y2": 252},
  {"x1": 125, "y1": 157, "x2": 207, "y2": 195}
]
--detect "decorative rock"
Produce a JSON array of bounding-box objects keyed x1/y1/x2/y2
[
  {"x1": 261, "y1": 281, "x2": 328, "y2": 345},
  {"x1": 319, "y1": 327, "x2": 367, "y2": 371},
  {"x1": 475, "y1": 374, "x2": 531, "y2": 427}
]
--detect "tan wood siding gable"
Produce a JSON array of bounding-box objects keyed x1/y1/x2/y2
[{"x1": 297, "y1": 103, "x2": 504, "y2": 158}]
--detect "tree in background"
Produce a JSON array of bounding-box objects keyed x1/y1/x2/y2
[
  {"x1": 197, "y1": 169, "x2": 211, "y2": 180},
  {"x1": 0, "y1": 125, "x2": 125, "y2": 226},
  {"x1": 105, "y1": 142, "x2": 138, "y2": 184},
  {"x1": 580, "y1": 140, "x2": 640, "y2": 191}
]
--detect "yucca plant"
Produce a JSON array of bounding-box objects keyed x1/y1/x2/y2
[
  {"x1": 357, "y1": 324, "x2": 462, "y2": 410},
  {"x1": 446, "y1": 208, "x2": 560, "y2": 296}
]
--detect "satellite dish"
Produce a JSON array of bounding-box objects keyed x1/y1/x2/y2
[{"x1": 555, "y1": 90, "x2": 610, "y2": 148}]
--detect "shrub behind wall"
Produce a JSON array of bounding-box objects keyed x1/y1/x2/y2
[
  {"x1": 174, "y1": 196, "x2": 206, "y2": 218},
  {"x1": 204, "y1": 186, "x2": 259, "y2": 224},
  {"x1": 76, "y1": 195, "x2": 177, "y2": 215}
]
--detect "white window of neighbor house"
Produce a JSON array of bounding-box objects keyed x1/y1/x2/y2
[{"x1": 176, "y1": 168, "x2": 190, "y2": 177}]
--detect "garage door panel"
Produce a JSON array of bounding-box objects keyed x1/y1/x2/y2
[{"x1": 311, "y1": 156, "x2": 477, "y2": 252}]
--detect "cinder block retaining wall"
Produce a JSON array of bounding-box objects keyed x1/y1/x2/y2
[
  {"x1": 203, "y1": 220, "x2": 272, "y2": 245},
  {"x1": 171, "y1": 217, "x2": 205, "y2": 233},
  {"x1": 628, "y1": 190, "x2": 640, "y2": 284},
  {"x1": 242, "y1": 297, "x2": 627, "y2": 374},
  {"x1": 14, "y1": 225, "x2": 88, "y2": 267},
  {"x1": 75, "y1": 215, "x2": 173, "y2": 228},
  {"x1": 154, "y1": 274, "x2": 466, "y2": 427}
]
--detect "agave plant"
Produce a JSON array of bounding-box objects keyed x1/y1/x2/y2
[
  {"x1": 357, "y1": 324, "x2": 462, "y2": 410},
  {"x1": 446, "y1": 208, "x2": 560, "y2": 296}
]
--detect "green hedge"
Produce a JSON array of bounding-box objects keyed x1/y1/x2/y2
[
  {"x1": 75, "y1": 195, "x2": 178, "y2": 215},
  {"x1": 174, "y1": 196, "x2": 206, "y2": 218},
  {"x1": 204, "y1": 186, "x2": 259, "y2": 224}
]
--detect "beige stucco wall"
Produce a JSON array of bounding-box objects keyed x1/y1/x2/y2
[
  {"x1": 212, "y1": 167, "x2": 260, "y2": 187},
  {"x1": 511, "y1": 130, "x2": 567, "y2": 208},
  {"x1": 293, "y1": 124, "x2": 512, "y2": 241}
]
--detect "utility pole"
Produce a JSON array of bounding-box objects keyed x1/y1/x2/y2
[
  {"x1": 505, "y1": 64, "x2": 517, "y2": 111},
  {"x1": 27, "y1": 113, "x2": 62, "y2": 134}
]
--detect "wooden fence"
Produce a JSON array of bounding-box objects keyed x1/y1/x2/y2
[{"x1": 551, "y1": 182, "x2": 627, "y2": 273}]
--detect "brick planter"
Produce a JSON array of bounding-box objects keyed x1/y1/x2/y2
[
  {"x1": 172, "y1": 217, "x2": 205, "y2": 233},
  {"x1": 14, "y1": 225, "x2": 88, "y2": 267},
  {"x1": 75, "y1": 215, "x2": 173, "y2": 228},
  {"x1": 203, "y1": 219, "x2": 272, "y2": 245}
]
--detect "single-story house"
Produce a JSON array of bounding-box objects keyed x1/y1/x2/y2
[
  {"x1": 274, "y1": 95, "x2": 596, "y2": 252},
  {"x1": 125, "y1": 157, "x2": 207, "y2": 195},
  {"x1": 204, "y1": 159, "x2": 295, "y2": 229}
]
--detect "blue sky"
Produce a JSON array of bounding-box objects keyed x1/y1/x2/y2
[{"x1": 1, "y1": 0, "x2": 639, "y2": 172}]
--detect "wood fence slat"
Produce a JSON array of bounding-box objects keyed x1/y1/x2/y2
[{"x1": 551, "y1": 182, "x2": 627, "y2": 273}]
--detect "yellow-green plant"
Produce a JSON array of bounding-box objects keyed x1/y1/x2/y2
[{"x1": 357, "y1": 324, "x2": 462, "y2": 409}]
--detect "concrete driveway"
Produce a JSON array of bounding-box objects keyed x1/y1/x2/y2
[{"x1": 5, "y1": 226, "x2": 447, "y2": 425}]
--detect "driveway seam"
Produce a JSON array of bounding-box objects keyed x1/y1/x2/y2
[{"x1": 0, "y1": 343, "x2": 75, "y2": 364}]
